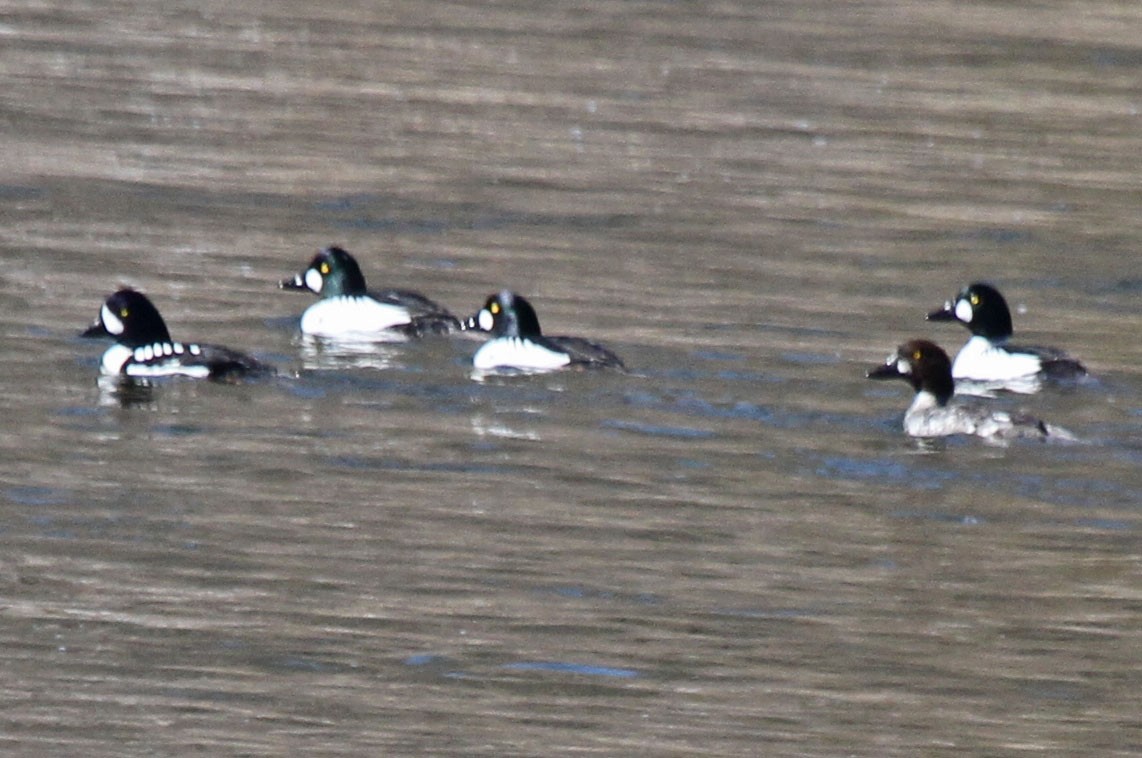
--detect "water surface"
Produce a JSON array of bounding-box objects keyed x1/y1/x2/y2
[{"x1": 2, "y1": 1, "x2": 1140, "y2": 755}]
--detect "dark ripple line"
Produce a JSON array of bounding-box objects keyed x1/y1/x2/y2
[{"x1": 601, "y1": 419, "x2": 715, "y2": 439}]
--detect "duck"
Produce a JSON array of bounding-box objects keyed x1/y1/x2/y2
[
  {"x1": 463, "y1": 290, "x2": 625, "y2": 373},
  {"x1": 279, "y1": 246, "x2": 459, "y2": 340},
  {"x1": 867, "y1": 339, "x2": 1074, "y2": 442},
  {"x1": 926, "y1": 282, "x2": 1086, "y2": 392},
  {"x1": 82, "y1": 289, "x2": 270, "y2": 380}
]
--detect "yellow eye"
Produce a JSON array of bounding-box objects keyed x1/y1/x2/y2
[
  {"x1": 970, "y1": 293, "x2": 980, "y2": 305},
  {"x1": 490, "y1": 302, "x2": 500, "y2": 315},
  {"x1": 320, "y1": 263, "x2": 330, "y2": 274},
  {"x1": 120, "y1": 307, "x2": 130, "y2": 318},
  {"x1": 912, "y1": 349, "x2": 922, "y2": 360}
]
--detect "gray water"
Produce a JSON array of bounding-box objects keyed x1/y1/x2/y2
[{"x1": 2, "y1": 1, "x2": 1140, "y2": 755}]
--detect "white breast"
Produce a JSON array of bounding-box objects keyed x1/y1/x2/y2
[
  {"x1": 904, "y1": 405, "x2": 978, "y2": 438},
  {"x1": 100, "y1": 344, "x2": 134, "y2": 375}
]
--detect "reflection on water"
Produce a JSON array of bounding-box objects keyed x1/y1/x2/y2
[
  {"x1": 295, "y1": 333, "x2": 405, "y2": 372},
  {"x1": 93, "y1": 374, "x2": 160, "y2": 408},
  {"x1": 2, "y1": 0, "x2": 1142, "y2": 755}
]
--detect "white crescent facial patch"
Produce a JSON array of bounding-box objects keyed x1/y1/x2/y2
[
  {"x1": 101, "y1": 304, "x2": 125, "y2": 335},
  {"x1": 304, "y1": 268, "x2": 323, "y2": 293}
]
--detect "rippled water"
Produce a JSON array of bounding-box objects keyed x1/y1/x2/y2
[{"x1": 2, "y1": 1, "x2": 1141, "y2": 755}]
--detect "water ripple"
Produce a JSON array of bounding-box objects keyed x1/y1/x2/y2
[{"x1": 601, "y1": 419, "x2": 715, "y2": 439}]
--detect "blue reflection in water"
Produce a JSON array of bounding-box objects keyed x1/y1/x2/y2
[
  {"x1": 622, "y1": 386, "x2": 877, "y2": 433},
  {"x1": 781, "y1": 351, "x2": 841, "y2": 366},
  {"x1": 5, "y1": 486, "x2": 70, "y2": 506},
  {"x1": 501, "y1": 661, "x2": 639, "y2": 679},
  {"x1": 690, "y1": 350, "x2": 745, "y2": 362},
  {"x1": 535, "y1": 584, "x2": 662, "y2": 606},
  {"x1": 813, "y1": 455, "x2": 955, "y2": 490},
  {"x1": 315, "y1": 192, "x2": 638, "y2": 235},
  {"x1": 1074, "y1": 518, "x2": 1133, "y2": 531}
]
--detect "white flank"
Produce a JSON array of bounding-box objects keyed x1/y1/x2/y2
[
  {"x1": 105, "y1": 341, "x2": 211, "y2": 379},
  {"x1": 126, "y1": 361, "x2": 211, "y2": 379},
  {"x1": 299, "y1": 297, "x2": 412, "y2": 339},
  {"x1": 473, "y1": 337, "x2": 571, "y2": 372},
  {"x1": 951, "y1": 336, "x2": 1040, "y2": 382}
]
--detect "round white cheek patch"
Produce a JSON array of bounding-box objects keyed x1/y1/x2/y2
[
  {"x1": 304, "y1": 268, "x2": 324, "y2": 293},
  {"x1": 478, "y1": 309, "x2": 494, "y2": 331},
  {"x1": 101, "y1": 304, "x2": 124, "y2": 335},
  {"x1": 896, "y1": 358, "x2": 912, "y2": 374},
  {"x1": 955, "y1": 299, "x2": 973, "y2": 323}
]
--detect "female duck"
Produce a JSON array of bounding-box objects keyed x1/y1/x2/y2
[{"x1": 867, "y1": 339, "x2": 1074, "y2": 442}]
